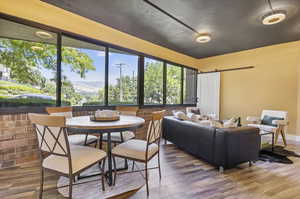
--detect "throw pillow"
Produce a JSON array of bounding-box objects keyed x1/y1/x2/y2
[
  {"x1": 261, "y1": 115, "x2": 284, "y2": 127},
  {"x1": 211, "y1": 120, "x2": 223, "y2": 128},
  {"x1": 195, "y1": 120, "x2": 211, "y2": 126},
  {"x1": 187, "y1": 112, "x2": 201, "y2": 122},
  {"x1": 190, "y1": 108, "x2": 201, "y2": 115},
  {"x1": 173, "y1": 111, "x2": 189, "y2": 121},
  {"x1": 223, "y1": 118, "x2": 237, "y2": 128}
]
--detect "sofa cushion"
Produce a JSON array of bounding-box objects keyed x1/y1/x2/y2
[{"x1": 261, "y1": 115, "x2": 283, "y2": 127}]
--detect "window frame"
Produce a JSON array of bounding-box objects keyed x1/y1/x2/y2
[{"x1": 0, "y1": 13, "x2": 197, "y2": 114}]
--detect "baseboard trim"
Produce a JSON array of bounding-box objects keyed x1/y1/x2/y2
[{"x1": 285, "y1": 134, "x2": 300, "y2": 142}]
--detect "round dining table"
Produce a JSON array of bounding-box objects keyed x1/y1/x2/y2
[{"x1": 66, "y1": 115, "x2": 145, "y2": 186}]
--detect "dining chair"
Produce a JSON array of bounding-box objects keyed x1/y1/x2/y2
[
  {"x1": 111, "y1": 110, "x2": 165, "y2": 196},
  {"x1": 46, "y1": 107, "x2": 98, "y2": 146},
  {"x1": 99, "y1": 106, "x2": 139, "y2": 149},
  {"x1": 28, "y1": 113, "x2": 106, "y2": 199}
]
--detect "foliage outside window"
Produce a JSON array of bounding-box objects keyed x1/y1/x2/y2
[
  {"x1": 0, "y1": 18, "x2": 197, "y2": 109},
  {"x1": 0, "y1": 19, "x2": 58, "y2": 107},
  {"x1": 144, "y1": 58, "x2": 163, "y2": 104},
  {"x1": 183, "y1": 68, "x2": 197, "y2": 104},
  {"x1": 108, "y1": 49, "x2": 138, "y2": 105},
  {"x1": 166, "y1": 64, "x2": 182, "y2": 104},
  {"x1": 61, "y1": 36, "x2": 105, "y2": 106}
]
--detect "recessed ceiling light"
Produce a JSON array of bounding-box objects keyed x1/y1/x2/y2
[
  {"x1": 31, "y1": 46, "x2": 44, "y2": 51},
  {"x1": 35, "y1": 31, "x2": 53, "y2": 39},
  {"x1": 262, "y1": 0, "x2": 287, "y2": 25},
  {"x1": 262, "y1": 11, "x2": 286, "y2": 25},
  {"x1": 196, "y1": 33, "x2": 211, "y2": 43}
]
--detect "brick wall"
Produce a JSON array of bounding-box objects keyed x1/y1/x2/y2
[{"x1": 0, "y1": 106, "x2": 185, "y2": 169}]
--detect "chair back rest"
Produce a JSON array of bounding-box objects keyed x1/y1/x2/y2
[
  {"x1": 146, "y1": 110, "x2": 165, "y2": 144},
  {"x1": 46, "y1": 106, "x2": 73, "y2": 118},
  {"x1": 29, "y1": 113, "x2": 70, "y2": 156},
  {"x1": 261, "y1": 110, "x2": 288, "y2": 120},
  {"x1": 116, "y1": 106, "x2": 139, "y2": 116}
]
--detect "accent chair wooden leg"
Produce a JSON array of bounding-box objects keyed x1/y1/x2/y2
[
  {"x1": 145, "y1": 162, "x2": 149, "y2": 196},
  {"x1": 39, "y1": 167, "x2": 44, "y2": 199},
  {"x1": 281, "y1": 130, "x2": 287, "y2": 147},
  {"x1": 158, "y1": 152, "x2": 162, "y2": 179},
  {"x1": 275, "y1": 130, "x2": 280, "y2": 145}
]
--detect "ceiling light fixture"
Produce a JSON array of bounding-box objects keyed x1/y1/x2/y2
[
  {"x1": 35, "y1": 31, "x2": 53, "y2": 39},
  {"x1": 31, "y1": 46, "x2": 44, "y2": 51},
  {"x1": 196, "y1": 33, "x2": 211, "y2": 43},
  {"x1": 262, "y1": 0, "x2": 286, "y2": 25}
]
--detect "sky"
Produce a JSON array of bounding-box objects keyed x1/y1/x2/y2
[{"x1": 60, "y1": 48, "x2": 138, "y2": 85}]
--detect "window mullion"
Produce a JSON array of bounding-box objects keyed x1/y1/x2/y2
[
  {"x1": 104, "y1": 47, "x2": 109, "y2": 106},
  {"x1": 56, "y1": 33, "x2": 62, "y2": 107},
  {"x1": 163, "y1": 62, "x2": 167, "y2": 105}
]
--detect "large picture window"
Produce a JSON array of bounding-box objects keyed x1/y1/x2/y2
[
  {"x1": 183, "y1": 68, "x2": 197, "y2": 104},
  {"x1": 0, "y1": 19, "x2": 57, "y2": 107},
  {"x1": 166, "y1": 63, "x2": 182, "y2": 104},
  {"x1": 108, "y1": 48, "x2": 138, "y2": 105},
  {"x1": 144, "y1": 58, "x2": 163, "y2": 105},
  {"x1": 0, "y1": 17, "x2": 198, "y2": 110},
  {"x1": 61, "y1": 36, "x2": 105, "y2": 106}
]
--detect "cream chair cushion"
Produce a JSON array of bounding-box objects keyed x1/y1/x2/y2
[
  {"x1": 248, "y1": 124, "x2": 277, "y2": 133},
  {"x1": 102, "y1": 131, "x2": 135, "y2": 142},
  {"x1": 68, "y1": 134, "x2": 98, "y2": 145},
  {"x1": 112, "y1": 139, "x2": 158, "y2": 161},
  {"x1": 43, "y1": 145, "x2": 106, "y2": 174}
]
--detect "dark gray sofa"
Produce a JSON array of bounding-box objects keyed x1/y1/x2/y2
[{"x1": 162, "y1": 116, "x2": 261, "y2": 170}]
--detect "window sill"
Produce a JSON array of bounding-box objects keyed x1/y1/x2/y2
[{"x1": 0, "y1": 104, "x2": 196, "y2": 115}]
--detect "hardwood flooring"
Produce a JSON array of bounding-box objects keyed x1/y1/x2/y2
[{"x1": 1, "y1": 141, "x2": 300, "y2": 199}]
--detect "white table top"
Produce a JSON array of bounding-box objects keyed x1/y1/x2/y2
[{"x1": 66, "y1": 115, "x2": 145, "y2": 130}]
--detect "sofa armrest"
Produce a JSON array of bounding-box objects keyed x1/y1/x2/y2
[
  {"x1": 272, "y1": 119, "x2": 289, "y2": 126},
  {"x1": 214, "y1": 127, "x2": 260, "y2": 169},
  {"x1": 246, "y1": 116, "x2": 261, "y2": 123}
]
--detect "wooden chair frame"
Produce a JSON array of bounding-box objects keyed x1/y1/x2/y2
[
  {"x1": 112, "y1": 110, "x2": 165, "y2": 196},
  {"x1": 29, "y1": 113, "x2": 106, "y2": 199}
]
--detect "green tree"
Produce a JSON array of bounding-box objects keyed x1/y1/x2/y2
[
  {"x1": 166, "y1": 65, "x2": 181, "y2": 104},
  {"x1": 144, "y1": 61, "x2": 163, "y2": 104},
  {"x1": 0, "y1": 39, "x2": 95, "y2": 86},
  {"x1": 0, "y1": 39, "x2": 96, "y2": 105}
]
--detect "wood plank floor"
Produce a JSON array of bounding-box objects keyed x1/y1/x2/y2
[{"x1": 1, "y1": 141, "x2": 300, "y2": 199}]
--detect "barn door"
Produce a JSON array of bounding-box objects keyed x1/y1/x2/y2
[{"x1": 197, "y1": 72, "x2": 220, "y2": 119}]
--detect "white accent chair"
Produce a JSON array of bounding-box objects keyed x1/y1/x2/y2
[
  {"x1": 46, "y1": 107, "x2": 98, "y2": 146},
  {"x1": 247, "y1": 110, "x2": 289, "y2": 146},
  {"x1": 28, "y1": 113, "x2": 106, "y2": 199}
]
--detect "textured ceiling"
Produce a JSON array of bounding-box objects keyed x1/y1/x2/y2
[{"x1": 42, "y1": 0, "x2": 300, "y2": 58}]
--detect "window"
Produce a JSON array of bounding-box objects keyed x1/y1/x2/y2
[
  {"x1": 0, "y1": 17, "x2": 197, "y2": 110},
  {"x1": 61, "y1": 36, "x2": 105, "y2": 106},
  {"x1": 183, "y1": 68, "x2": 197, "y2": 104},
  {"x1": 166, "y1": 63, "x2": 182, "y2": 104},
  {"x1": 108, "y1": 48, "x2": 138, "y2": 105},
  {"x1": 0, "y1": 19, "x2": 57, "y2": 107},
  {"x1": 144, "y1": 58, "x2": 163, "y2": 104}
]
